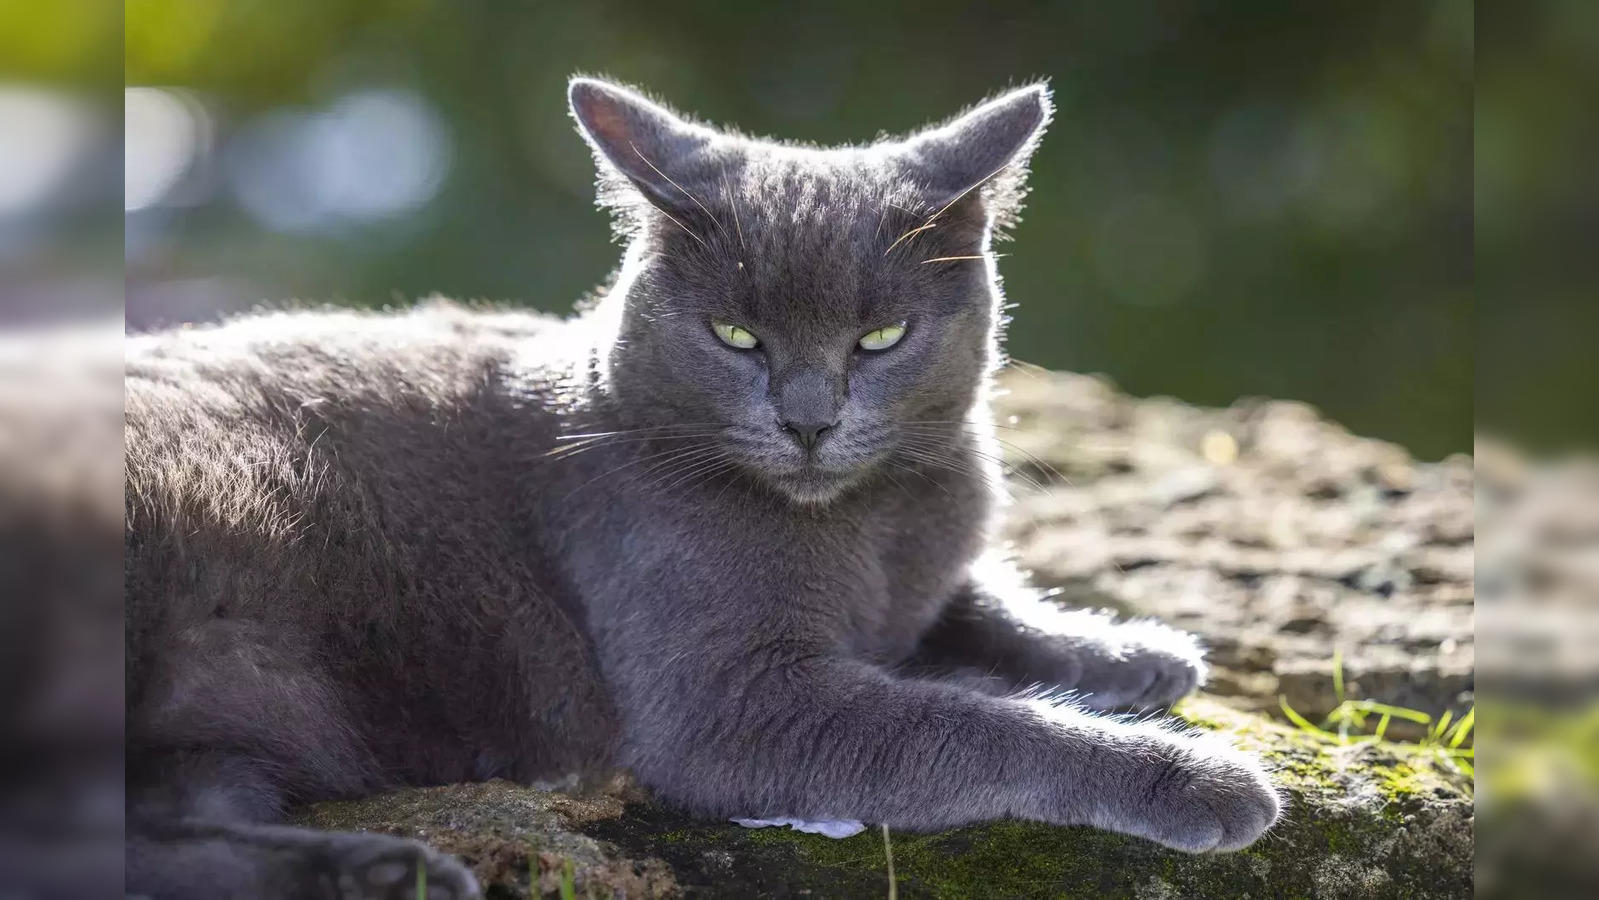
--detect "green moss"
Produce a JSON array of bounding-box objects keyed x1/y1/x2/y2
[
  {"x1": 730, "y1": 817, "x2": 1306, "y2": 898},
  {"x1": 740, "y1": 826, "x2": 884, "y2": 867},
  {"x1": 1376, "y1": 761, "x2": 1423, "y2": 799}
]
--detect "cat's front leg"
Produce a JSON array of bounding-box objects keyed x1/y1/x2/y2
[
  {"x1": 908, "y1": 576, "x2": 1207, "y2": 711},
  {"x1": 596, "y1": 573, "x2": 1278, "y2": 851}
]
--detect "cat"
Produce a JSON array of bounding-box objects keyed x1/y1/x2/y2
[{"x1": 124, "y1": 77, "x2": 1280, "y2": 899}]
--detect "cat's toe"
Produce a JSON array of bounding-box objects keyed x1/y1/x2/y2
[
  {"x1": 1131, "y1": 650, "x2": 1204, "y2": 709},
  {"x1": 1191, "y1": 756, "x2": 1281, "y2": 852},
  {"x1": 1078, "y1": 635, "x2": 1207, "y2": 711},
  {"x1": 1134, "y1": 737, "x2": 1281, "y2": 853},
  {"x1": 1080, "y1": 652, "x2": 1202, "y2": 716},
  {"x1": 334, "y1": 835, "x2": 480, "y2": 900}
]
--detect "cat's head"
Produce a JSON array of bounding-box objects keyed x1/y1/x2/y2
[{"x1": 569, "y1": 77, "x2": 1050, "y2": 504}]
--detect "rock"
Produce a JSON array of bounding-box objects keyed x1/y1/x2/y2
[
  {"x1": 295, "y1": 366, "x2": 1475, "y2": 896},
  {"x1": 297, "y1": 700, "x2": 1472, "y2": 898},
  {"x1": 296, "y1": 780, "x2": 677, "y2": 897},
  {"x1": 993, "y1": 368, "x2": 1474, "y2": 731}
]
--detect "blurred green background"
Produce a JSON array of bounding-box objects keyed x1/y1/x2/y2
[{"x1": 122, "y1": 0, "x2": 1473, "y2": 459}]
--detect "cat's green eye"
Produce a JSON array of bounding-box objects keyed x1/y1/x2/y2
[
  {"x1": 712, "y1": 321, "x2": 760, "y2": 350},
  {"x1": 858, "y1": 323, "x2": 907, "y2": 351}
]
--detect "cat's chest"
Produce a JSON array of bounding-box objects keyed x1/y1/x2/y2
[
  {"x1": 561, "y1": 459, "x2": 991, "y2": 662},
  {"x1": 831, "y1": 484, "x2": 990, "y2": 663}
]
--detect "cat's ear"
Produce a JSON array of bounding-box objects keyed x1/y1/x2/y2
[
  {"x1": 899, "y1": 84, "x2": 1052, "y2": 227},
  {"x1": 568, "y1": 77, "x2": 714, "y2": 214}
]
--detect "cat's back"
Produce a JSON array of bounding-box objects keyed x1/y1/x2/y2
[
  {"x1": 125, "y1": 300, "x2": 573, "y2": 423},
  {"x1": 127, "y1": 300, "x2": 573, "y2": 544},
  {"x1": 124, "y1": 302, "x2": 620, "y2": 782},
  {"x1": 128, "y1": 302, "x2": 576, "y2": 619}
]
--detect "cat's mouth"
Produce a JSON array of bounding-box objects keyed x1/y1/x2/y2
[
  {"x1": 728, "y1": 431, "x2": 881, "y2": 504},
  {"x1": 763, "y1": 456, "x2": 873, "y2": 505},
  {"x1": 773, "y1": 469, "x2": 854, "y2": 504}
]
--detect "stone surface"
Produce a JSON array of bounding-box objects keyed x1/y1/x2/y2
[
  {"x1": 298, "y1": 368, "x2": 1475, "y2": 897},
  {"x1": 993, "y1": 368, "x2": 1474, "y2": 736}
]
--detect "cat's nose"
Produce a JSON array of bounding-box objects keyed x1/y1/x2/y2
[
  {"x1": 775, "y1": 366, "x2": 844, "y2": 451},
  {"x1": 781, "y1": 418, "x2": 836, "y2": 451}
]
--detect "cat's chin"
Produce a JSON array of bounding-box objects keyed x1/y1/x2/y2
[{"x1": 767, "y1": 467, "x2": 864, "y2": 507}]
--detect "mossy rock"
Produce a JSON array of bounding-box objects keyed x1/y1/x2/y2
[{"x1": 295, "y1": 699, "x2": 1472, "y2": 898}]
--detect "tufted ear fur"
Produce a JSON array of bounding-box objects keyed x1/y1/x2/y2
[
  {"x1": 897, "y1": 84, "x2": 1053, "y2": 233},
  {"x1": 568, "y1": 77, "x2": 717, "y2": 218}
]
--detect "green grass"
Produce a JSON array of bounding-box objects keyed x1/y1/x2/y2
[
  {"x1": 882, "y1": 823, "x2": 897, "y2": 900},
  {"x1": 1278, "y1": 651, "x2": 1474, "y2": 777},
  {"x1": 559, "y1": 857, "x2": 576, "y2": 900}
]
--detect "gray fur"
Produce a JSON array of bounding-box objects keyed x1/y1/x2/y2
[{"x1": 125, "y1": 78, "x2": 1278, "y2": 898}]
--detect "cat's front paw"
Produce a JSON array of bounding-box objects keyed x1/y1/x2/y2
[
  {"x1": 1119, "y1": 733, "x2": 1281, "y2": 853},
  {"x1": 1067, "y1": 620, "x2": 1207, "y2": 711}
]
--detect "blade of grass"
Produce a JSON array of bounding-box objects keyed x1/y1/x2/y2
[
  {"x1": 1448, "y1": 708, "x2": 1475, "y2": 749},
  {"x1": 1280, "y1": 696, "x2": 1337, "y2": 738},
  {"x1": 560, "y1": 858, "x2": 576, "y2": 900},
  {"x1": 1344, "y1": 700, "x2": 1432, "y2": 724},
  {"x1": 883, "y1": 824, "x2": 897, "y2": 900},
  {"x1": 1429, "y1": 709, "x2": 1455, "y2": 746},
  {"x1": 1328, "y1": 703, "x2": 1367, "y2": 731}
]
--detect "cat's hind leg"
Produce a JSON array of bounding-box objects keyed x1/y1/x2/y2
[
  {"x1": 126, "y1": 618, "x2": 479, "y2": 899},
  {"x1": 127, "y1": 749, "x2": 480, "y2": 900}
]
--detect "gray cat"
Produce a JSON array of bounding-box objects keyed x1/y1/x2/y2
[{"x1": 125, "y1": 78, "x2": 1279, "y2": 899}]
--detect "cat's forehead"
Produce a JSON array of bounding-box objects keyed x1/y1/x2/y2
[
  {"x1": 732, "y1": 154, "x2": 922, "y2": 242},
  {"x1": 714, "y1": 155, "x2": 954, "y2": 319}
]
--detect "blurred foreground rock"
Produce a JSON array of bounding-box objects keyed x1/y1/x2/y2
[{"x1": 299, "y1": 368, "x2": 1474, "y2": 898}]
